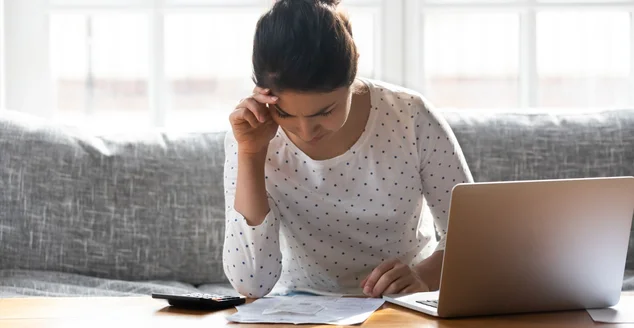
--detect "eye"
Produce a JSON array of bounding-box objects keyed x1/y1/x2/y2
[
  {"x1": 275, "y1": 109, "x2": 291, "y2": 118},
  {"x1": 320, "y1": 110, "x2": 334, "y2": 117},
  {"x1": 276, "y1": 111, "x2": 290, "y2": 118}
]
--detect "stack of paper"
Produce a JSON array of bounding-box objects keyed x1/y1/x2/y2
[{"x1": 226, "y1": 295, "x2": 385, "y2": 325}]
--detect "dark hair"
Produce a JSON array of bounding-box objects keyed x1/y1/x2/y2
[{"x1": 252, "y1": 0, "x2": 359, "y2": 93}]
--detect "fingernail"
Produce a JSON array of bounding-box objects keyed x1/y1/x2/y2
[
  {"x1": 263, "y1": 88, "x2": 270, "y2": 93},
  {"x1": 271, "y1": 96, "x2": 278, "y2": 101},
  {"x1": 364, "y1": 286, "x2": 371, "y2": 295}
]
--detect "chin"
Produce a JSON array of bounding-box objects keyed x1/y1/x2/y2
[{"x1": 305, "y1": 132, "x2": 331, "y2": 145}]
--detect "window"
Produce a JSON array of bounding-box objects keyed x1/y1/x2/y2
[
  {"x1": 423, "y1": 13, "x2": 520, "y2": 108},
  {"x1": 51, "y1": 13, "x2": 151, "y2": 127},
  {"x1": 537, "y1": 11, "x2": 630, "y2": 107},
  {"x1": 32, "y1": 0, "x2": 381, "y2": 131},
  {"x1": 412, "y1": 0, "x2": 634, "y2": 109},
  {"x1": 163, "y1": 11, "x2": 261, "y2": 129},
  {"x1": 2, "y1": 0, "x2": 634, "y2": 131}
]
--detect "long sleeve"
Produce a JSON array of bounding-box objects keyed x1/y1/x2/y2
[
  {"x1": 222, "y1": 132, "x2": 282, "y2": 298},
  {"x1": 415, "y1": 98, "x2": 474, "y2": 252}
]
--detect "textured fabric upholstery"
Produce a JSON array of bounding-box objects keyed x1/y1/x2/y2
[{"x1": 0, "y1": 111, "x2": 227, "y2": 285}]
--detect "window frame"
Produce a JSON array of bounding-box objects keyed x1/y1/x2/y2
[
  {"x1": 407, "y1": 0, "x2": 634, "y2": 109},
  {"x1": 2, "y1": 0, "x2": 634, "y2": 125}
]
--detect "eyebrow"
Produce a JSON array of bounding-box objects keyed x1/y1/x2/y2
[{"x1": 273, "y1": 102, "x2": 336, "y2": 118}]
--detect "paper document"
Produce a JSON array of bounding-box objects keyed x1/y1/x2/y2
[
  {"x1": 262, "y1": 300, "x2": 325, "y2": 315},
  {"x1": 226, "y1": 295, "x2": 385, "y2": 325},
  {"x1": 587, "y1": 295, "x2": 634, "y2": 323}
]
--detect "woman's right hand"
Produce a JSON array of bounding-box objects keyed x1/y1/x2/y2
[{"x1": 229, "y1": 86, "x2": 280, "y2": 155}]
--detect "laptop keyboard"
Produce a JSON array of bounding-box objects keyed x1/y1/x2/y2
[{"x1": 416, "y1": 299, "x2": 439, "y2": 308}]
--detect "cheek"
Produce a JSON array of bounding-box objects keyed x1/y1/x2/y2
[
  {"x1": 326, "y1": 108, "x2": 349, "y2": 130},
  {"x1": 274, "y1": 118, "x2": 295, "y2": 132}
]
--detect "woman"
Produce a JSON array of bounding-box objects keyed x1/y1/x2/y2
[{"x1": 223, "y1": 0, "x2": 472, "y2": 298}]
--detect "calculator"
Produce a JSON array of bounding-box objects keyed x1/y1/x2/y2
[{"x1": 151, "y1": 292, "x2": 246, "y2": 310}]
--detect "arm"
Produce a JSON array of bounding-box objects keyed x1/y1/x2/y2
[
  {"x1": 418, "y1": 98, "x2": 473, "y2": 249},
  {"x1": 222, "y1": 133, "x2": 282, "y2": 298},
  {"x1": 416, "y1": 96, "x2": 473, "y2": 282},
  {"x1": 234, "y1": 149, "x2": 270, "y2": 225}
]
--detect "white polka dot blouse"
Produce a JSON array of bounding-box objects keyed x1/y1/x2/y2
[{"x1": 223, "y1": 78, "x2": 473, "y2": 297}]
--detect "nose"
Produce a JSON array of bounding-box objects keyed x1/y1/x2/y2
[{"x1": 297, "y1": 119, "x2": 320, "y2": 141}]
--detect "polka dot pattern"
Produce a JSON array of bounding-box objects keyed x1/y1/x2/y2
[{"x1": 222, "y1": 79, "x2": 473, "y2": 297}]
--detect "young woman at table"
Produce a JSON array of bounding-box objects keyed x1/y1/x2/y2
[{"x1": 223, "y1": 0, "x2": 472, "y2": 298}]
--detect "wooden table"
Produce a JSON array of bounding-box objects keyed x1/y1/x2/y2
[{"x1": 1, "y1": 293, "x2": 633, "y2": 327}]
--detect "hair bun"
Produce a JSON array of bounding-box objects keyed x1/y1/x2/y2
[{"x1": 317, "y1": 0, "x2": 341, "y2": 6}]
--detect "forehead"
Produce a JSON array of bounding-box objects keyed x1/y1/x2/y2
[{"x1": 274, "y1": 87, "x2": 349, "y2": 115}]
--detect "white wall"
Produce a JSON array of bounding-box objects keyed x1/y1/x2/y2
[{"x1": 4, "y1": 0, "x2": 52, "y2": 116}]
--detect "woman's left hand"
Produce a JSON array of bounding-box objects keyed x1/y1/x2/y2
[{"x1": 360, "y1": 258, "x2": 430, "y2": 298}]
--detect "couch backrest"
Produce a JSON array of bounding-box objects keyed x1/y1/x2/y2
[
  {"x1": 443, "y1": 108, "x2": 634, "y2": 182},
  {"x1": 0, "y1": 111, "x2": 227, "y2": 284},
  {"x1": 443, "y1": 108, "x2": 634, "y2": 269},
  {"x1": 1, "y1": 108, "x2": 633, "y2": 282}
]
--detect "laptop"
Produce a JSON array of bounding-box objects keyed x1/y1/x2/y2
[{"x1": 383, "y1": 177, "x2": 634, "y2": 318}]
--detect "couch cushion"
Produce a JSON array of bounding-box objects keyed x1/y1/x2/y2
[
  {"x1": 0, "y1": 111, "x2": 227, "y2": 284},
  {"x1": 197, "y1": 283, "x2": 240, "y2": 296},
  {"x1": 0, "y1": 270, "x2": 201, "y2": 297},
  {"x1": 624, "y1": 270, "x2": 634, "y2": 291},
  {"x1": 443, "y1": 108, "x2": 634, "y2": 270},
  {"x1": 442, "y1": 108, "x2": 634, "y2": 182},
  {"x1": 1, "y1": 268, "x2": 627, "y2": 298}
]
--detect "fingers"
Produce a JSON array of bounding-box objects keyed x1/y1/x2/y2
[
  {"x1": 252, "y1": 86, "x2": 278, "y2": 105},
  {"x1": 369, "y1": 264, "x2": 410, "y2": 297},
  {"x1": 253, "y1": 86, "x2": 268, "y2": 95},
  {"x1": 231, "y1": 87, "x2": 278, "y2": 127},
  {"x1": 361, "y1": 258, "x2": 432, "y2": 297},
  {"x1": 360, "y1": 276, "x2": 369, "y2": 288},
  {"x1": 382, "y1": 276, "x2": 412, "y2": 295},
  {"x1": 401, "y1": 284, "x2": 428, "y2": 294},
  {"x1": 252, "y1": 92, "x2": 278, "y2": 106},
  {"x1": 230, "y1": 108, "x2": 259, "y2": 129},
  {"x1": 362, "y1": 259, "x2": 400, "y2": 297},
  {"x1": 398, "y1": 277, "x2": 430, "y2": 295},
  {"x1": 236, "y1": 98, "x2": 270, "y2": 123},
  {"x1": 252, "y1": 87, "x2": 279, "y2": 104}
]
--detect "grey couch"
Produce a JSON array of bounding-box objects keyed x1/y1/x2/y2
[{"x1": 1, "y1": 108, "x2": 633, "y2": 297}]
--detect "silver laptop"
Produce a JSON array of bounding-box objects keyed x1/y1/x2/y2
[{"x1": 384, "y1": 177, "x2": 634, "y2": 318}]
